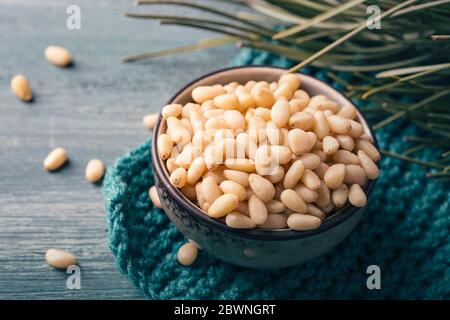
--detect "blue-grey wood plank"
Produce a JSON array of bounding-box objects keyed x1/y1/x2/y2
[{"x1": 0, "y1": 0, "x2": 238, "y2": 299}]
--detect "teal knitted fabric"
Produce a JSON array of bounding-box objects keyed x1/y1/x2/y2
[{"x1": 103, "y1": 49, "x2": 449, "y2": 299}]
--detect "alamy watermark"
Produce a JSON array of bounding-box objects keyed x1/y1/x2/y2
[
  {"x1": 366, "y1": 265, "x2": 381, "y2": 290},
  {"x1": 66, "y1": 265, "x2": 81, "y2": 290},
  {"x1": 66, "y1": 5, "x2": 81, "y2": 30},
  {"x1": 366, "y1": 5, "x2": 382, "y2": 30}
]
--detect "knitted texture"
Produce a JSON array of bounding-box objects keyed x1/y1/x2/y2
[{"x1": 103, "y1": 49, "x2": 449, "y2": 299}]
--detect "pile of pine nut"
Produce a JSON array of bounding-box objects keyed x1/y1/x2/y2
[{"x1": 155, "y1": 74, "x2": 380, "y2": 232}]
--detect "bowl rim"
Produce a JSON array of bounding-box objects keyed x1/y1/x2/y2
[{"x1": 152, "y1": 65, "x2": 379, "y2": 241}]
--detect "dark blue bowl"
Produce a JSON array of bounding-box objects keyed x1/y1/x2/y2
[{"x1": 152, "y1": 66, "x2": 378, "y2": 268}]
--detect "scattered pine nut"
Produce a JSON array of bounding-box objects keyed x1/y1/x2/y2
[
  {"x1": 348, "y1": 184, "x2": 367, "y2": 207},
  {"x1": 10, "y1": 75, "x2": 32, "y2": 102},
  {"x1": 85, "y1": 159, "x2": 105, "y2": 182},
  {"x1": 45, "y1": 248, "x2": 77, "y2": 269},
  {"x1": 43, "y1": 148, "x2": 68, "y2": 171},
  {"x1": 44, "y1": 46, "x2": 73, "y2": 67},
  {"x1": 149, "y1": 186, "x2": 163, "y2": 208},
  {"x1": 177, "y1": 242, "x2": 198, "y2": 266},
  {"x1": 142, "y1": 113, "x2": 159, "y2": 129}
]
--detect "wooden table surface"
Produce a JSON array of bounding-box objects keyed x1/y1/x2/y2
[{"x1": 0, "y1": 0, "x2": 238, "y2": 299}]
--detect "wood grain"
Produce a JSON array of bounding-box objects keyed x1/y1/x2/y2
[{"x1": 0, "y1": 0, "x2": 238, "y2": 299}]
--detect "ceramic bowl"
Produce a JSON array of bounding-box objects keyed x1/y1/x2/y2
[{"x1": 151, "y1": 66, "x2": 378, "y2": 268}]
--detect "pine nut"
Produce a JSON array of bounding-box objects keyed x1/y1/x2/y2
[
  {"x1": 149, "y1": 186, "x2": 162, "y2": 208},
  {"x1": 255, "y1": 107, "x2": 271, "y2": 122},
  {"x1": 290, "y1": 93, "x2": 309, "y2": 114},
  {"x1": 170, "y1": 167, "x2": 187, "y2": 188},
  {"x1": 224, "y1": 158, "x2": 255, "y2": 173},
  {"x1": 213, "y1": 93, "x2": 240, "y2": 110},
  {"x1": 297, "y1": 153, "x2": 321, "y2": 170},
  {"x1": 280, "y1": 189, "x2": 307, "y2": 213},
  {"x1": 332, "y1": 184, "x2": 348, "y2": 208},
  {"x1": 358, "y1": 150, "x2": 379, "y2": 179},
  {"x1": 288, "y1": 111, "x2": 314, "y2": 131},
  {"x1": 270, "y1": 81, "x2": 278, "y2": 92},
  {"x1": 248, "y1": 116, "x2": 267, "y2": 143},
  {"x1": 338, "y1": 105, "x2": 357, "y2": 119},
  {"x1": 306, "y1": 204, "x2": 325, "y2": 219},
  {"x1": 162, "y1": 104, "x2": 182, "y2": 119},
  {"x1": 316, "y1": 181, "x2": 331, "y2": 208},
  {"x1": 287, "y1": 213, "x2": 321, "y2": 231},
  {"x1": 324, "y1": 163, "x2": 346, "y2": 189},
  {"x1": 226, "y1": 212, "x2": 256, "y2": 229},
  {"x1": 332, "y1": 150, "x2": 360, "y2": 165},
  {"x1": 251, "y1": 81, "x2": 270, "y2": 95},
  {"x1": 176, "y1": 144, "x2": 195, "y2": 169},
  {"x1": 204, "y1": 145, "x2": 220, "y2": 171},
  {"x1": 301, "y1": 169, "x2": 320, "y2": 190},
  {"x1": 223, "y1": 169, "x2": 249, "y2": 187},
  {"x1": 359, "y1": 134, "x2": 374, "y2": 143},
  {"x1": 265, "y1": 199, "x2": 286, "y2": 213},
  {"x1": 44, "y1": 46, "x2": 72, "y2": 67},
  {"x1": 208, "y1": 194, "x2": 239, "y2": 218},
  {"x1": 307, "y1": 95, "x2": 328, "y2": 109},
  {"x1": 283, "y1": 159, "x2": 304, "y2": 189},
  {"x1": 181, "y1": 185, "x2": 197, "y2": 202},
  {"x1": 317, "y1": 100, "x2": 339, "y2": 114},
  {"x1": 204, "y1": 109, "x2": 225, "y2": 119},
  {"x1": 288, "y1": 128, "x2": 311, "y2": 155},
  {"x1": 195, "y1": 182, "x2": 206, "y2": 208},
  {"x1": 235, "y1": 201, "x2": 249, "y2": 215},
  {"x1": 314, "y1": 162, "x2": 329, "y2": 180},
  {"x1": 327, "y1": 115, "x2": 350, "y2": 135},
  {"x1": 271, "y1": 100, "x2": 290, "y2": 128},
  {"x1": 266, "y1": 121, "x2": 282, "y2": 145},
  {"x1": 187, "y1": 157, "x2": 206, "y2": 185},
  {"x1": 166, "y1": 158, "x2": 178, "y2": 174},
  {"x1": 279, "y1": 73, "x2": 301, "y2": 91},
  {"x1": 236, "y1": 133, "x2": 257, "y2": 160},
  {"x1": 238, "y1": 93, "x2": 256, "y2": 111},
  {"x1": 313, "y1": 111, "x2": 330, "y2": 140},
  {"x1": 344, "y1": 164, "x2": 366, "y2": 186},
  {"x1": 85, "y1": 159, "x2": 105, "y2": 182},
  {"x1": 177, "y1": 242, "x2": 198, "y2": 266},
  {"x1": 182, "y1": 103, "x2": 201, "y2": 118},
  {"x1": 322, "y1": 136, "x2": 339, "y2": 155},
  {"x1": 295, "y1": 184, "x2": 319, "y2": 203},
  {"x1": 274, "y1": 83, "x2": 294, "y2": 100},
  {"x1": 143, "y1": 113, "x2": 159, "y2": 129},
  {"x1": 44, "y1": 148, "x2": 68, "y2": 171},
  {"x1": 336, "y1": 134, "x2": 355, "y2": 151},
  {"x1": 356, "y1": 139, "x2": 380, "y2": 162},
  {"x1": 245, "y1": 80, "x2": 256, "y2": 92},
  {"x1": 248, "y1": 195, "x2": 269, "y2": 224},
  {"x1": 257, "y1": 213, "x2": 287, "y2": 229},
  {"x1": 348, "y1": 184, "x2": 367, "y2": 207},
  {"x1": 224, "y1": 81, "x2": 239, "y2": 94},
  {"x1": 192, "y1": 86, "x2": 226, "y2": 104},
  {"x1": 224, "y1": 110, "x2": 246, "y2": 130},
  {"x1": 265, "y1": 165, "x2": 285, "y2": 184},
  {"x1": 10, "y1": 75, "x2": 32, "y2": 102},
  {"x1": 45, "y1": 248, "x2": 77, "y2": 269},
  {"x1": 202, "y1": 176, "x2": 223, "y2": 204},
  {"x1": 253, "y1": 87, "x2": 275, "y2": 108},
  {"x1": 220, "y1": 180, "x2": 247, "y2": 202},
  {"x1": 348, "y1": 120, "x2": 364, "y2": 138},
  {"x1": 248, "y1": 174, "x2": 275, "y2": 202}
]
